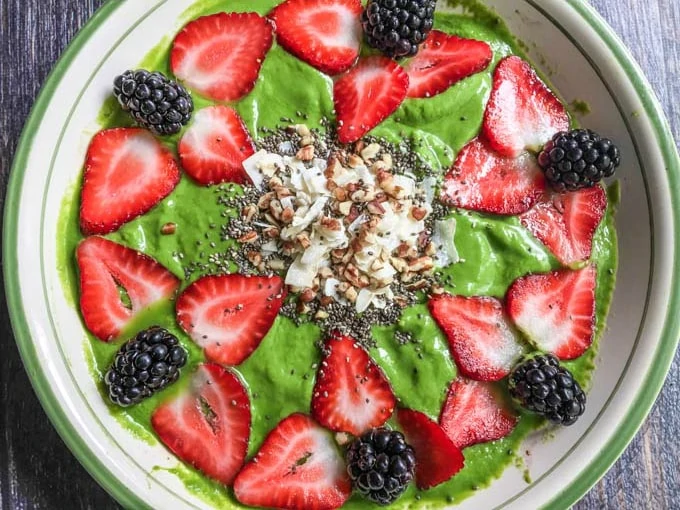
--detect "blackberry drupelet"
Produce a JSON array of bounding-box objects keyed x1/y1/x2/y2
[
  {"x1": 105, "y1": 326, "x2": 188, "y2": 407},
  {"x1": 361, "y1": 0, "x2": 436, "y2": 58},
  {"x1": 508, "y1": 354, "x2": 586, "y2": 426},
  {"x1": 538, "y1": 129, "x2": 621, "y2": 192},
  {"x1": 113, "y1": 70, "x2": 193, "y2": 136},
  {"x1": 345, "y1": 428, "x2": 416, "y2": 505}
]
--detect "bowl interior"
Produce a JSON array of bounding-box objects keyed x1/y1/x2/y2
[{"x1": 6, "y1": 0, "x2": 678, "y2": 509}]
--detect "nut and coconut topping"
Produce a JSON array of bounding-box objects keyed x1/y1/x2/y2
[{"x1": 210, "y1": 124, "x2": 459, "y2": 344}]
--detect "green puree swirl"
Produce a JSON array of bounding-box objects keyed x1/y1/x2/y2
[{"x1": 56, "y1": 0, "x2": 618, "y2": 507}]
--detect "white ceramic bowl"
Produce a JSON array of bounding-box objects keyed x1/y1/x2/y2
[{"x1": 5, "y1": 1, "x2": 680, "y2": 508}]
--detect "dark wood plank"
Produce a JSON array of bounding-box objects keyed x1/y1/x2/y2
[{"x1": 0, "y1": 0, "x2": 677, "y2": 508}]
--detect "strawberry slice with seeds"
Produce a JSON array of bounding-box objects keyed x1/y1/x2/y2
[
  {"x1": 439, "y1": 377, "x2": 518, "y2": 449},
  {"x1": 178, "y1": 105, "x2": 255, "y2": 185},
  {"x1": 506, "y1": 266, "x2": 597, "y2": 360},
  {"x1": 170, "y1": 12, "x2": 273, "y2": 102},
  {"x1": 405, "y1": 30, "x2": 492, "y2": 98},
  {"x1": 234, "y1": 413, "x2": 351, "y2": 510},
  {"x1": 441, "y1": 137, "x2": 546, "y2": 215},
  {"x1": 311, "y1": 333, "x2": 396, "y2": 436},
  {"x1": 397, "y1": 408, "x2": 465, "y2": 489},
  {"x1": 429, "y1": 294, "x2": 525, "y2": 382},
  {"x1": 333, "y1": 56, "x2": 409, "y2": 143},
  {"x1": 76, "y1": 237, "x2": 179, "y2": 342},
  {"x1": 483, "y1": 56, "x2": 570, "y2": 158},
  {"x1": 176, "y1": 274, "x2": 285, "y2": 366},
  {"x1": 519, "y1": 186, "x2": 607, "y2": 266},
  {"x1": 151, "y1": 363, "x2": 251, "y2": 485},
  {"x1": 80, "y1": 128, "x2": 180, "y2": 235},
  {"x1": 269, "y1": 0, "x2": 362, "y2": 75}
]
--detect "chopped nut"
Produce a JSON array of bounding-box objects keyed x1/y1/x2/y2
[
  {"x1": 268, "y1": 176, "x2": 283, "y2": 188},
  {"x1": 264, "y1": 213, "x2": 280, "y2": 226},
  {"x1": 431, "y1": 285, "x2": 445, "y2": 295},
  {"x1": 371, "y1": 259, "x2": 385, "y2": 271},
  {"x1": 326, "y1": 179, "x2": 338, "y2": 192},
  {"x1": 338, "y1": 201, "x2": 353, "y2": 216},
  {"x1": 257, "y1": 192, "x2": 275, "y2": 210},
  {"x1": 350, "y1": 189, "x2": 367, "y2": 202},
  {"x1": 337, "y1": 281, "x2": 350, "y2": 293},
  {"x1": 333, "y1": 187, "x2": 348, "y2": 201},
  {"x1": 296, "y1": 145, "x2": 315, "y2": 161},
  {"x1": 160, "y1": 222, "x2": 176, "y2": 235},
  {"x1": 320, "y1": 217, "x2": 342, "y2": 231},
  {"x1": 281, "y1": 207, "x2": 295, "y2": 224},
  {"x1": 319, "y1": 266, "x2": 334, "y2": 279},
  {"x1": 238, "y1": 231, "x2": 259, "y2": 244},
  {"x1": 347, "y1": 154, "x2": 364, "y2": 168},
  {"x1": 263, "y1": 226, "x2": 280, "y2": 238},
  {"x1": 353, "y1": 140, "x2": 365, "y2": 154},
  {"x1": 344, "y1": 286, "x2": 358, "y2": 302},
  {"x1": 315, "y1": 310, "x2": 330, "y2": 320},
  {"x1": 410, "y1": 206, "x2": 428, "y2": 221},
  {"x1": 361, "y1": 143, "x2": 381, "y2": 161},
  {"x1": 325, "y1": 157, "x2": 341, "y2": 179},
  {"x1": 300, "y1": 135, "x2": 314, "y2": 147},
  {"x1": 300, "y1": 288, "x2": 317, "y2": 303},
  {"x1": 281, "y1": 241, "x2": 296, "y2": 256},
  {"x1": 371, "y1": 160, "x2": 387, "y2": 173},
  {"x1": 268, "y1": 258, "x2": 286, "y2": 271},
  {"x1": 367, "y1": 200, "x2": 386, "y2": 215},
  {"x1": 297, "y1": 302, "x2": 311, "y2": 314},
  {"x1": 406, "y1": 279, "x2": 429, "y2": 291},
  {"x1": 242, "y1": 204, "x2": 258, "y2": 222},
  {"x1": 408, "y1": 256, "x2": 434, "y2": 272},
  {"x1": 382, "y1": 153, "x2": 393, "y2": 169},
  {"x1": 296, "y1": 231, "x2": 312, "y2": 249},
  {"x1": 425, "y1": 242, "x2": 436, "y2": 256},
  {"x1": 274, "y1": 186, "x2": 293, "y2": 199},
  {"x1": 394, "y1": 296, "x2": 408, "y2": 308},
  {"x1": 319, "y1": 296, "x2": 334, "y2": 307},
  {"x1": 247, "y1": 251, "x2": 262, "y2": 266},
  {"x1": 295, "y1": 124, "x2": 311, "y2": 137},
  {"x1": 270, "y1": 200, "x2": 284, "y2": 220},
  {"x1": 396, "y1": 243, "x2": 411, "y2": 258},
  {"x1": 391, "y1": 257, "x2": 408, "y2": 273}
]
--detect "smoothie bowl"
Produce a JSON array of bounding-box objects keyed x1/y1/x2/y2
[{"x1": 5, "y1": 0, "x2": 679, "y2": 509}]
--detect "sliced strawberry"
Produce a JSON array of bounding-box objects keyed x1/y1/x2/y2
[
  {"x1": 80, "y1": 128, "x2": 180, "y2": 235},
  {"x1": 269, "y1": 0, "x2": 362, "y2": 75},
  {"x1": 334, "y1": 56, "x2": 409, "y2": 143},
  {"x1": 151, "y1": 363, "x2": 250, "y2": 485},
  {"x1": 519, "y1": 186, "x2": 607, "y2": 266},
  {"x1": 441, "y1": 137, "x2": 546, "y2": 215},
  {"x1": 405, "y1": 31, "x2": 492, "y2": 98},
  {"x1": 311, "y1": 333, "x2": 396, "y2": 436},
  {"x1": 483, "y1": 56, "x2": 570, "y2": 158},
  {"x1": 178, "y1": 105, "x2": 255, "y2": 186},
  {"x1": 76, "y1": 237, "x2": 179, "y2": 341},
  {"x1": 397, "y1": 408, "x2": 465, "y2": 489},
  {"x1": 439, "y1": 377, "x2": 518, "y2": 449},
  {"x1": 506, "y1": 266, "x2": 597, "y2": 360},
  {"x1": 170, "y1": 12, "x2": 273, "y2": 102},
  {"x1": 176, "y1": 274, "x2": 285, "y2": 366},
  {"x1": 428, "y1": 294, "x2": 525, "y2": 382},
  {"x1": 233, "y1": 413, "x2": 351, "y2": 510}
]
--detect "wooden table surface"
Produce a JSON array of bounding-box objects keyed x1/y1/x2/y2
[{"x1": 0, "y1": 0, "x2": 678, "y2": 508}]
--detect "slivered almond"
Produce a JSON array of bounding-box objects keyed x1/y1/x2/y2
[
  {"x1": 296, "y1": 145, "x2": 315, "y2": 161},
  {"x1": 238, "y1": 231, "x2": 259, "y2": 244}
]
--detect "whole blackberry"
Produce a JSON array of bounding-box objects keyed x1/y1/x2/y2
[
  {"x1": 508, "y1": 354, "x2": 586, "y2": 426},
  {"x1": 113, "y1": 70, "x2": 193, "y2": 136},
  {"x1": 345, "y1": 428, "x2": 416, "y2": 505},
  {"x1": 361, "y1": 0, "x2": 436, "y2": 58},
  {"x1": 105, "y1": 327, "x2": 188, "y2": 407},
  {"x1": 538, "y1": 129, "x2": 621, "y2": 192}
]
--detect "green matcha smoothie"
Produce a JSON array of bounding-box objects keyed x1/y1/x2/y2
[{"x1": 57, "y1": 0, "x2": 618, "y2": 507}]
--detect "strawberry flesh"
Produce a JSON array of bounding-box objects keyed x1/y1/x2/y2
[
  {"x1": 397, "y1": 408, "x2": 465, "y2": 489},
  {"x1": 439, "y1": 377, "x2": 518, "y2": 449},
  {"x1": 519, "y1": 186, "x2": 607, "y2": 266},
  {"x1": 171, "y1": 12, "x2": 273, "y2": 102},
  {"x1": 311, "y1": 333, "x2": 396, "y2": 436},
  {"x1": 441, "y1": 137, "x2": 546, "y2": 215},
  {"x1": 80, "y1": 128, "x2": 180, "y2": 235},
  {"x1": 151, "y1": 363, "x2": 251, "y2": 485},
  {"x1": 233, "y1": 413, "x2": 351, "y2": 510},
  {"x1": 483, "y1": 56, "x2": 570, "y2": 158},
  {"x1": 429, "y1": 294, "x2": 525, "y2": 382},
  {"x1": 269, "y1": 0, "x2": 362, "y2": 75},
  {"x1": 333, "y1": 56, "x2": 409, "y2": 143},
  {"x1": 405, "y1": 30, "x2": 492, "y2": 98},
  {"x1": 178, "y1": 105, "x2": 255, "y2": 186},
  {"x1": 506, "y1": 266, "x2": 597, "y2": 360},
  {"x1": 176, "y1": 274, "x2": 285, "y2": 366},
  {"x1": 76, "y1": 236, "x2": 179, "y2": 341}
]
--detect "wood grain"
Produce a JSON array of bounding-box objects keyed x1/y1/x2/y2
[{"x1": 0, "y1": 0, "x2": 677, "y2": 508}]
